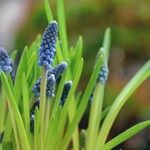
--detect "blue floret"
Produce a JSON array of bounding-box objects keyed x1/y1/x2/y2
[
  {"x1": 38, "y1": 21, "x2": 58, "y2": 70},
  {"x1": 97, "y1": 65, "x2": 109, "y2": 84},
  {"x1": 60, "y1": 81, "x2": 72, "y2": 106},
  {"x1": 0, "y1": 47, "x2": 13, "y2": 73},
  {"x1": 32, "y1": 74, "x2": 56, "y2": 98},
  {"x1": 46, "y1": 74, "x2": 56, "y2": 97},
  {"x1": 48, "y1": 61, "x2": 67, "y2": 81}
]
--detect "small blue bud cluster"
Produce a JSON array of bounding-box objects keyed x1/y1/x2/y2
[
  {"x1": 46, "y1": 74, "x2": 56, "y2": 97},
  {"x1": 30, "y1": 100, "x2": 40, "y2": 133},
  {"x1": 32, "y1": 62, "x2": 67, "y2": 97},
  {"x1": 32, "y1": 74, "x2": 56, "y2": 97},
  {"x1": 89, "y1": 65, "x2": 109, "y2": 103},
  {"x1": 60, "y1": 81, "x2": 72, "y2": 106},
  {"x1": 0, "y1": 47, "x2": 13, "y2": 73},
  {"x1": 0, "y1": 131, "x2": 4, "y2": 143},
  {"x1": 32, "y1": 78, "x2": 41, "y2": 97},
  {"x1": 38, "y1": 21, "x2": 58, "y2": 70},
  {"x1": 97, "y1": 65, "x2": 109, "y2": 84},
  {"x1": 48, "y1": 61, "x2": 67, "y2": 81}
]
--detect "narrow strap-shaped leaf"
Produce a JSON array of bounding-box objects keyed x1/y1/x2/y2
[
  {"x1": 44, "y1": 0, "x2": 64, "y2": 63},
  {"x1": 27, "y1": 52, "x2": 36, "y2": 79},
  {"x1": 57, "y1": 0, "x2": 69, "y2": 59},
  {"x1": 102, "y1": 121, "x2": 150, "y2": 150},
  {"x1": 52, "y1": 68, "x2": 67, "y2": 116},
  {"x1": 100, "y1": 106, "x2": 111, "y2": 122},
  {"x1": 1, "y1": 72, "x2": 30, "y2": 150},
  {"x1": 53, "y1": 58, "x2": 84, "y2": 150},
  {"x1": 45, "y1": 107, "x2": 61, "y2": 150},
  {"x1": 72, "y1": 36, "x2": 83, "y2": 79},
  {"x1": 10, "y1": 50, "x2": 18, "y2": 60},
  {"x1": 22, "y1": 73, "x2": 30, "y2": 138},
  {"x1": 60, "y1": 54, "x2": 104, "y2": 150},
  {"x1": 34, "y1": 107, "x2": 40, "y2": 150},
  {"x1": 86, "y1": 28, "x2": 111, "y2": 150},
  {"x1": 14, "y1": 47, "x2": 28, "y2": 104},
  {"x1": 97, "y1": 60, "x2": 150, "y2": 149},
  {"x1": 102, "y1": 28, "x2": 111, "y2": 64},
  {"x1": 44, "y1": 0, "x2": 53, "y2": 22}
]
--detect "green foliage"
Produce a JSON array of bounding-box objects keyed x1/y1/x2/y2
[{"x1": 0, "y1": 0, "x2": 150, "y2": 150}]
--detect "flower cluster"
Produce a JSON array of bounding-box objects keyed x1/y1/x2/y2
[
  {"x1": 97, "y1": 65, "x2": 109, "y2": 84},
  {"x1": 48, "y1": 61, "x2": 67, "y2": 81},
  {"x1": 89, "y1": 65, "x2": 109, "y2": 102},
  {"x1": 0, "y1": 47, "x2": 13, "y2": 73},
  {"x1": 32, "y1": 74, "x2": 56, "y2": 97},
  {"x1": 46, "y1": 74, "x2": 56, "y2": 97},
  {"x1": 33, "y1": 20, "x2": 68, "y2": 98},
  {"x1": 38, "y1": 21, "x2": 58, "y2": 70},
  {"x1": 32, "y1": 61, "x2": 67, "y2": 97},
  {"x1": 60, "y1": 81, "x2": 72, "y2": 106}
]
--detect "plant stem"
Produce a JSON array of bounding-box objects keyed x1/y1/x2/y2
[
  {"x1": 86, "y1": 84, "x2": 105, "y2": 150},
  {"x1": 44, "y1": 99, "x2": 51, "y2": 138},
  {"x1": 96, "y1": 60, "x2": 150, "y2": 149},
  {"x1": 39, "y1": 68, "x2": 47, "y2": 150},
  {"x1": 8, "y1": 102, "x2": 20, "y2": 150}
]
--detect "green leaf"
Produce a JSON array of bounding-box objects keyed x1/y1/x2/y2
[
  {"x1": 44, "y1": 0, "x2": 53, "y2": 22},
  {"x1": 52, "y1": 68, "x2": 67, "y2": 116},
  {"x1": 97, "y1": 60, "x2": 150, "y2": 149},
  {"x1": 22, "y1": 73, "x2": 30, "y2": 137},
  {"x1": 14, "y1": 47, "x2": 28, "y2": 104},
  {"x1": 100, "y1": 106, "x2": 111, "y2": 122},
  {"x1": 72, "y1": 36, "x2": 83, "y2": 79},
  {"x1": 27, "y1": 52, "x2": 36, "y2": 79},
  {"x1": 1, "y1": 72, "x2": 30, "y2": 150},
  {"x1": 103, "y1": 121, "x2": 150, "y2": 150},
  {"x1": 56, "y1": 0, "x2": 69, "y2": 59},
  {"x1": 44, "y1": 0, "x2": 64, "y2": 63},
  {"x1": 34, "y1": 107, "x2": 40, "y2": 150},
  {"x1": 10, "y1": 50, "x2": 18, "y2": 61},
  {"x1": 102, "y1": 28, "x2": 111, "y2": 64},
  {"x1": 53, "y1": 58, "x2": 84, "y2": 150},
  {"x1": 60, "y1": 54, "x2": 104, "y2": 150},
  {"x1": 45, "y1": 107, "x2": 61, "y2": 150}
]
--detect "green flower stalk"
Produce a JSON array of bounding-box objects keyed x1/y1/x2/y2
[{"x1": 38, "y1": 20, "x2": 58, "y2": 150}]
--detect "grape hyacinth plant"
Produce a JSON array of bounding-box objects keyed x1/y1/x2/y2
[{"x1": 0, "y1": 1, "x2": 150, "y2": 150}]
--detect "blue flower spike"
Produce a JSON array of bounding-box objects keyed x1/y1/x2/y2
[
  {"x1": 32, "y1": 78, "x2": 41, "y2": 97},
  {"x1": 48, "y1": 61, "x2": 67, "y2": 81},
  {"x1": 0, "y1": 47, "x2": 13, "y2": 73},
  {"x1": 32, "y1": 74, "x2": 56, "y2": 98},
  {"x1": 38, "y1": 21, "x2": 58, "y2": 70},
  {"x1": 60, "y1": 81, "x2": 72, "y2": 106},
  {"x1": 46, "y1": 74, "x2": 56, "y2": 98},
  {"x1": 98, "y1": 65, "x2": 109, "y2": 84}
]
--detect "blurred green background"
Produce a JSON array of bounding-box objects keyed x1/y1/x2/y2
[{"x1": 0, "y1": 0, "x2": 150, "y2": 149}]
